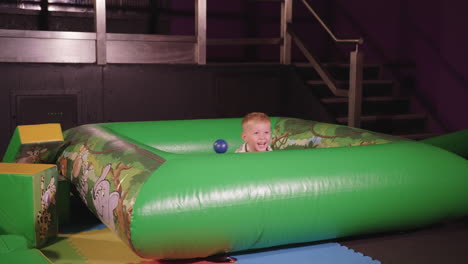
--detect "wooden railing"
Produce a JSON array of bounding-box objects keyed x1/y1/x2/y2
[
  {"x1": 195, "y1": 0, "x2": 364, "y2": 127},
  {"x1": 0, "y1": 0, "x2": 201, "y2": 64},
  {"x1": 283, "y1": 0, "x2": 364, "y2": 128},
  {"x1": 0, "y1": 0, "x2": 363, "y2": 126}
]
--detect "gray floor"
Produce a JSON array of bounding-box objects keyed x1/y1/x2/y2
[{"x1": 341, "y1": 216, "x2": 468, "y2": 264}]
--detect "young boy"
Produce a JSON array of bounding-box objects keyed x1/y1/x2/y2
[{"x1": 235, "y1": 112, "x2": 273, "y2": 153}]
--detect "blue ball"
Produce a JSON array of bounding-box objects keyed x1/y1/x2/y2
[{"x1": 213, "y1": 139, "x2": 228, "y2": 154}]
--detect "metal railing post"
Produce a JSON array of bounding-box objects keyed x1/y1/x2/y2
[
  {"x1": 348, "y1": 48, "x2": 364, "y2": 128},
  {"x1": 195, "y1": 0, "x2": 207, "y2": 65},
  {"x1": 94, "y1": 0, "x2": 107, "y2": 65},
  {"x1": 280, "y1": 0, "x2": 292, "y2": 64}
]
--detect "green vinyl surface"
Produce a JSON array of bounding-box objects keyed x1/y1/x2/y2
[
  {"x1": 0, "y1": 248, "x2": 52, "y2": 264},
  {"x1": 421, "y1": 129, "x2": 468, "y2": 159},
  {"x1": 56, "y1": 117, "x2": 468, "y2": 260},
  {"x1": 0, "y1": 234, "x2": 52, "y2": 264},
  {"x1": 0, "y1": 173, "x2": 35, "y2": 246},
  {"x1": 2, "y1": 127, "x2": 20, "y2": 162},
  {"x1": 101, "y1": 117, "x2": 252, "y2": 155}
]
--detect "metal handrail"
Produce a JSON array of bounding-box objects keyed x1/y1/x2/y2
[
  {"x1": 289, "y1": 0, "x2": 364, "y2": 128},
  {"x1": 287, "y1": 24, "x2": 347, "y2": 97},
  {"x1": 300, "y1": 0, "x2": 363, "y2": 47}
]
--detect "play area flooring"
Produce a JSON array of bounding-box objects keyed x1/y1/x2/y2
[
  {"x1": 42, "y1": 229, "x2": 379, "y2": 264},
  {"x1": 40, "y1": 197, "x2": 468, "y2": 264},
  {"x1": 40, "y1": 214, "x2": 468, "y2": 264},
  {"x1": 41, "y1": 225, "x2": 379, "y2": 264}
]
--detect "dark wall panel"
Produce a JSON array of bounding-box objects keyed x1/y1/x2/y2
[
  {"x1": 0, "y1": 63, "x2": 330, "y2": 159},
  {"x1": 214, "y1": 70, "x2": 284, "y2": 118},
  {"x1": 0, "y1": 63, "x2": 102, "y2": 159},
  {"x1": 0, "y1": 64, "x2": 19, "y2": 158},
  {"x1": 103, "y1": 65, "x2": 216, "y2": 122},
  {"x1": 12, "y1": 91, "x2": 79, "y2": 131}
]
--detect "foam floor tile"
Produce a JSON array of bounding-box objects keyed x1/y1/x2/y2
[{"x1": 232, "y1": 243, "x2": 380, "y2": 264}]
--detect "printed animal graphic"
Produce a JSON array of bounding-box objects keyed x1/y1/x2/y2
[
  {"x1": 16, "y1": 148, "x2": 47, "y2": 163},
  {"x1": 72, "y1": 145, "x2": 89, "y2": 178},
  {"x1": 92, "y1": 164, "x2": 119, "y2": 231},
  {"x1": 110, "y1": 162, "x2": 132, "y2": 241},
  {"x1": 37, "y1": 175, "x2": 56, "y2": 240},
  {"x1": 78, "y1": 161, "x2": 94, "y2": 205},
  {"x1": 58, "y1": 156, "x2": 68, "y2": 180}
]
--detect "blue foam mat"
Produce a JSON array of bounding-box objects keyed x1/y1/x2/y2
[{"x1": 233, "y1": 243, "x2": 380, "y2": 264}]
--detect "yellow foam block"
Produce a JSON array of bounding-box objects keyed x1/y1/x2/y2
[
  {"x1": 18, "y1": 124, "x2": 63, "y2": 144},
  {"x1": 0, "y1": 163, "x2": 56, "y2": 175},
  {"x1": 67, "y1": 228, "x2": 149, "y2": 264}
]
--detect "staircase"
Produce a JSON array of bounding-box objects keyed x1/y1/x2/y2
[{"x1": 294, "y1": 62, "x2": 438, "y2": 140}]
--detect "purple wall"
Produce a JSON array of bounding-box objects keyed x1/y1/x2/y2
[
  {"x1": 167, "y1": 0, "x2": 333, "y2": 62},
  {"x1": 332, "y1": 0, "x2": 468, "y2": 131},
  {"x1": 166, "y1": 0, "x2": 468, "y2": 131},
  {"x1": 2, "y1": 1, "x2": 465, "y2": 131}
]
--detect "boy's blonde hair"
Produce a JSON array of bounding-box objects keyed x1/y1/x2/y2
[{"x1": 241, "y1": 112, "x2": 271, "y2": 130}]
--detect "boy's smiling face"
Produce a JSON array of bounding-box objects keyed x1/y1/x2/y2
[{"x1": 241, "y1": 121, "x2": 271, "y2": 152}]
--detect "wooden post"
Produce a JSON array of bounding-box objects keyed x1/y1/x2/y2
[
  {"x1": 94, "y1": 0, "x2": 107, "y2": 65},
  {"x1": 280, "y1": 0, "x2": 292, "y2": 64},
  {"x1": 348, "y1": 49, "x2": 363, "y2": 128},
  {"x1": 196, "y1": 0, "x2": 207, "y2": 65}
]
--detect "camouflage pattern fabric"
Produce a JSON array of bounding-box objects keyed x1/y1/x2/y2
[{"x1": 272, "y1": 117, "x2": 410, "y2": 150}]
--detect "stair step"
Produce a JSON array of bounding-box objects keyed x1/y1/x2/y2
[
  {"x1": 336, "y1": 113, "x2": 427, "y2": 134},
  {"x1": 321, "y1": 96, "x2": 403, "y2": 104},
  {"x1": 294, "y1": 61, "x2": 435, "y2": 139},
  {"x1": 321, "y1": 96, "x2": 410, "y2": 116},
  {"x1": 307, "y1": 80, "x2": 394, "y2": 97},
  {"x1": 336, "y1": 113, "x2": 426, "y2": 123},
  {"x1": 397, "y1": 132, "x2": 443, "y2": 140},
  {"x1": 294, "y1": 62, "x2": 381, "y2": 80}
]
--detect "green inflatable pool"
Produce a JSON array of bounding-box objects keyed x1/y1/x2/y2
[{"x1": 56, "y1": 117, "x2": 468, "y2": 259}]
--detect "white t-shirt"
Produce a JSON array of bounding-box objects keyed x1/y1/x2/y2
[{"x1": 235, "y1": 143, "x2": 273, "y2": 153}]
